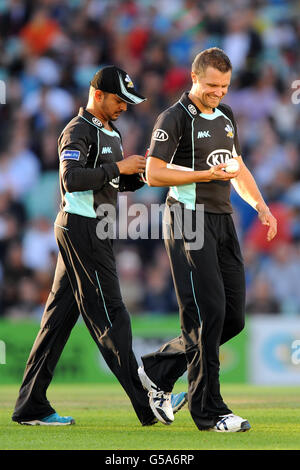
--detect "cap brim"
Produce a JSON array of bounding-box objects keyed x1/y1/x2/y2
[{"x1": 116, "y1": 93, "x2": 146, "y2": 105}]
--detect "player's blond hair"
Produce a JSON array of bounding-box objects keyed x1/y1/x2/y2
[{"x1": 192, "y1": 48, "x2": 232, "y2": 76}]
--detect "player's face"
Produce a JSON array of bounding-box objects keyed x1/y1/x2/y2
[
  {"x1": 96, "y1": 91, "x2": 128, "y2": 121},
  {"x1": 192, "y1": 66, "x2": 231, "y2": 109}
]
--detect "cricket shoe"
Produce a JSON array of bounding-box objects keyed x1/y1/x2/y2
[
  {"x1": 19, "y1": 412, "x2": 75, "y2": 426},
  {"x1": 171, "y1": 392, "x2": 188, "y2": 414},
  {"x1": 212, "y1": 413, "x2": 251, "y2": 432},
  {"x1": 148, "y1": 389, "x2": 173, "y2": 425},
  {"x1": 138, "y1": 366, "x2": 187, "y2": 425},
  {"x1": 142, "y1": 393, "x2": 188, "y2": 426}
]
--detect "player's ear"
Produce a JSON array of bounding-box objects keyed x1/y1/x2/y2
[
  {"x1": 191, "y1": 71, "x2": 198, "y2": 84},
  {"x1": 94, "y1": 89, "x2": 104, "y2": 102}
]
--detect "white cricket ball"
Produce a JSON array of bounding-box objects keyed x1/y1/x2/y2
[{"x1": 224, "y1": 158, "x2": 240, "y2": 173}]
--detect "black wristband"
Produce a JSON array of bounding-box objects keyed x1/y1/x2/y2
[{"x1": 101, "y1": 162, "x2": 120, "y2": 182}]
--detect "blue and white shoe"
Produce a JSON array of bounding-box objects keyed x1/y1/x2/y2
[
  {"x1": 171, "y1": 392, "x2": 188, "y2": 414},
  {"x1": 138, "y1": 366, "x2": 187, "y2": 425},
  {"x1": 19, "y1": 412, "x2": 75, "y2": 426},
  {"x1": 212, "y1": 414, "x2": 251, "y2": 432},
  {"x1": 142, "y1": 393, "x2": 188, "y2": 426}
]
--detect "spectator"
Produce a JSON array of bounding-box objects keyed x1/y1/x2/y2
[
  {"x1": 22, "y1": 217, "x2": 58, "y2": 272},
  {"x1": 116, "y1": 247, "x2": 144, "y2": 314},
  {"x1": 246, "y1": 277, "x2": 281, "y2": 315},
  {"x1": 0, "y1": 136, "x2": 40, "y2": 199},
  {"x1": 0, "y1": 190, "x2": 26, "y2": 262},
  {"x1": 1, "y1": 240, "x2": 32, "y2": 316},
  {"x1": 142, "y1": 264, "x2": 175, "y2": 314},
  {"x1": 142, "y1": 245, "x2": 177, "y2": 314},
  {"x1": 262, "y1": 242, "x2": 300, "y2": 314},
  {"x1": 222, "y1": 8, "x2": 263, "y2": 74},
  {"x1": 5, "y1": 276, "x2": 43, "y2": 320},
  {"x1": 20, "y1": 7, "x2": 62, "y2": 56}
]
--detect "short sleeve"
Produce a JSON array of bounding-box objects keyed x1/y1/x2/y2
[{"x1": 148, "y1": 109, "x2": 182, "y2": 163}]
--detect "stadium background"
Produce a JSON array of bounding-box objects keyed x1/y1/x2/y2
[{"x1": 0, "y1": 0, "x2": 300, "y2": 386}]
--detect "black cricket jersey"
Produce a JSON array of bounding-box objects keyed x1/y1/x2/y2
[
  {"x1": 148, "y1": 92, "x2": 241, "y2": 213},
  {"x1": 58, "y1": 107, "x2": 123, "y2": 218}
]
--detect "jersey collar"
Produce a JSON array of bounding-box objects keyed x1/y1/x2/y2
[
  {"x1": 78, "y1": 107, "x2": 122, "y2": 139},
  {"x1": 78, "y1": 107, "x2": 104, "y2": 128},
  {"x1": 179, "y1": 92, "x2": 217, "y2": 118}
]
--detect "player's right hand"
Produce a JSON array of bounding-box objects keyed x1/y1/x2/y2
[
  {"x1": 116, "y1": 155, "x2": 146, "y2": 175},
  {"x1": 208, "y1": 163, "x2": 239, "y2": 181}
]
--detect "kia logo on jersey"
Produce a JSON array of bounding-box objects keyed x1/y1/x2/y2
[
  {"x1": 188, "y1": 104, "x2": 197, "y2": 115},
  {"x1": 152, "y1": 129, "x2": 169, "y2": 142},
  {"x1": 92, "y1": 117, "x2": 103, "y2": 127},
  {"x1": 206, "y1": 149, "x2": 232, "y2": 166}
]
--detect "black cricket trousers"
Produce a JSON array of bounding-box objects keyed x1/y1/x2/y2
[
  {"x1": 12, "y1": 211, "x2": 154, "y2": 426},
  {"x1": 141, "y1": 205, "x2": 246, "y2": 430}
]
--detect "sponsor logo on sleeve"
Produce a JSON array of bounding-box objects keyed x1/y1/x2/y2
[
  {"x1": 60, "y1": 149, "x2": 80, "y2": 161},
  {"x1": 153, "y1": 129, "x2": 169, "y2": 142}
]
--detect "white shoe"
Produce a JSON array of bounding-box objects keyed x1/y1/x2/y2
[
  {"x1": 138, "y1": 366, "x2": 174, "y2": 425},
  {"x1": 212, "y1": 413, "x2": 251, "y2": 432}
]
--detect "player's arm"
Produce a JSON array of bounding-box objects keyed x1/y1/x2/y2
[
  {"x1": 222, "y1": 105, "x2": 277, "y2": 242},
  {"x1": 63, "y1": 155, "x2": 145, "y2": 192},
  {"x1": 111, "y1": 123, "x2": 146, "y2": 186},
  {"x1": 60, "y1": 124, "x2": 145, "y2": 192},
  {"x1": 62, "y1": 159, "x2": 120, "y2": 192},
  {"x1": 59, "y1": 124, "x2": 120, "y2": 192},
  {"x1": 146, "y1": 157, "x2": 236, "y2": 186},
  {"x1": 231, "y1": 155, "x2": 277, "y2": 241}
]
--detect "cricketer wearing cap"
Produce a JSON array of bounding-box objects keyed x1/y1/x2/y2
[{"x1": 11, "y1": 66, "x2": 157, "y2": 426}]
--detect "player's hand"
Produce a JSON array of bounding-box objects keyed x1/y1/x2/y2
[
  {"x1": 208, "y1": 163, "x2": 240, "y2": 181},
  {"x1": 116, "y1": 155, "x2": 146, "y2": 175},
  {"x1": 257, "y1": 207, "x2": 277, "y2": 242}
]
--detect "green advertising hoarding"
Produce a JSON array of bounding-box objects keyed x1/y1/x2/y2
[{"x1": 0, "y1": 316, "x2": 247, "y2": 384}]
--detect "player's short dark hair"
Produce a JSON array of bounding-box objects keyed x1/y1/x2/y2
[{"x1": 192, "y1": 48, "x2": 232, "y2": 76}]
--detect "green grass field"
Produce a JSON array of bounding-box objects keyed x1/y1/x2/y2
[{"x1": 0, "y1": 383, "x2": 300, "y2": 450}]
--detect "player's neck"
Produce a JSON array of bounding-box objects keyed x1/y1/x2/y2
[
  {"x1": 85, "y1": 105, "x2": 112, "y2": 130},
  {"x1": 188, "y1": 92, "x2": 214, "y2": 114}
]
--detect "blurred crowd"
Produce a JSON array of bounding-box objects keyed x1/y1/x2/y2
[{"x1": 0, "y1": 0, "x2": 300, "y2": 320}]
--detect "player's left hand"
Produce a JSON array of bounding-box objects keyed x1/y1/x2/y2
[{"x1": 257, "y1": 208, "x2": 277, "y2": 242}]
